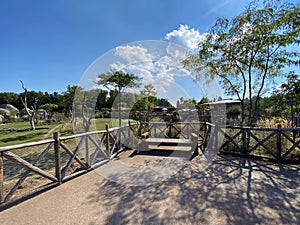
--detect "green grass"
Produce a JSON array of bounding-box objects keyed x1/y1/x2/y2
[
  {"x1": 0, "y1": 122, "x2": 60, "y2": 147},
  {"x1": 0, "y1": 121, "x2": 36, "y2": 130},
  {"x1": 0, "y1": 118, "x2": 136, "y2": 147}
]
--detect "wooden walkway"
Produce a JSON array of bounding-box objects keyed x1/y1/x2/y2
[
  {"x1": 0, "y1": 153, "x2": 299, "y2": 225},
  {"x1": 139, "y1": 133, "x2": 198, "y2": 154}
]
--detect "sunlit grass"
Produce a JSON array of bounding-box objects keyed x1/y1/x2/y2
[{"x1": 0, "y1": 118, "x2": 136, "y2": 147}]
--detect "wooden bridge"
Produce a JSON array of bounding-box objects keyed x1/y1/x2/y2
[{"x1": 1, "y1": 121, "x2": 300, "y2": 213}]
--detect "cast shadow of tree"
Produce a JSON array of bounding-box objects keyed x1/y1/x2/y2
[{"x1": 84, "y1": 154, "x2": 300, "y2": 225}]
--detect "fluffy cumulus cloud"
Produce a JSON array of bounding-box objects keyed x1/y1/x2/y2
[
  {"x1": 105, "y1": 39, "x2": 205, "y2": 98},
  {"x1": 115, "y1": 45, "x2": 154, "y2": 65},
  {"x1": 164, "y1": 24, "x2": 208, "y2": 50}
]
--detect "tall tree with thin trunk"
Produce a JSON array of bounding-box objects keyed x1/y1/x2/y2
[
  {"x1": 98, "y1": 70, "x2": 140, "y2": 127},
  {"x1": 183, "y1": 0, "x2": 300, "y2": 125}
]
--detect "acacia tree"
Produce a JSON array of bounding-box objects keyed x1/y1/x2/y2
[
  {"x1": 183, "y1": 0, "x2": 300, "y2": 125},
  {"x1": 98, "y1": 70, "x2": 140, "y2": 126}
]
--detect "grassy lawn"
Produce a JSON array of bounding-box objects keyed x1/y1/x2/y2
[
  {"x1": 0, "y1": 118, "x2": 135, "y2": 147},
  {"x1": 0, "y1": 122, "x2": 60, "y2": 147}
]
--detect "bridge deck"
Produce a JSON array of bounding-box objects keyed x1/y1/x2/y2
[{"x1": 0, "y1": 153, "x2": 299, "y2": 225}]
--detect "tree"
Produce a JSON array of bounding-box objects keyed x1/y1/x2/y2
[
  {"x1": 62, "y1": 85, "x2": 83, "y2": 120},
  {"x1": 40, "y1": 103, "x2": 58, "y2": 119},
  {"x1": 183, "y1": 0, "x2": 300, "y2": 125},
  {"x1": 277, "y1": 71, "x2": 300, "y2": 123},
  {"x1": 98, "y1": 70, "x2": 140, "y2": 126},
  {"x1": 0, "y1": 92, "x2": 21, "y2": 109},
  {"x1": 19, "y1": 80, "x2": 38, "y2": 130},
  {"x1": 155, "y1": 98, "x2": 172, "y2": 107},
  {"x1": 95, "y1": 89, "x2": 108, "y2": 111},
  {"x1": 139, "y1": 84, "x2": 157, "y2": 110}
]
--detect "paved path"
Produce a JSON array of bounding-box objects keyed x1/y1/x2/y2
[{"x1": 0, "y1": 151, "x2": 300, "y2": 225}]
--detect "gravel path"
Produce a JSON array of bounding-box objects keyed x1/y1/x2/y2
[{"x1": 0, "y1": 152, "x2": 299, "y2": 225}]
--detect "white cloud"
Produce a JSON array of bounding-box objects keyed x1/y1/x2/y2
[
  {"x1": 164, "y1": 24, "x2": 208, "y2": 50},
  {"x1": 115, "y1": 45, "x2": 154, "y2": 65},
  {"x1": 107, "y1": 40, "x2": 200, "y2": 97}
]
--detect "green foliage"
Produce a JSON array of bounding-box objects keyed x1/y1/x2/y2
[
  {"x1": 0, "y1": 92, "x2": 21, "y2": 109},
  {"x1": 183, "y1": 0, "x2": 300, "y2": 125},
  {"x1": 40, "y1": 103, "x2": 58, "y2": 111},
  {"x1": 131, "y1": 84, "x2": 157, "y2": 111},
  {"x1": 98, "y1": 70, "x2": 140, "y2": 91},
  {"x1": 227, "y1": 105, "x2": 241, "y2": 118},
  {"x1": 154, "y1": 98, "x2": 172, "y2": 107}
]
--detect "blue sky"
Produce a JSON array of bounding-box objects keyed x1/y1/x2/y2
[{"x1": 0, "y1": 0, "x2": 298, "y2": 101}]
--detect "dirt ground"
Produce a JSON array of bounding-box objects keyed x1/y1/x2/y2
[{"x1": 0, "y1": 149, "x2": 299, "y2": 225}]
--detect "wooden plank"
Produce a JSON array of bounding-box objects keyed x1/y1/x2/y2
[
  {"x1": 60, "y1": 142, "x2": 87, "y2": 169},
  {"x1": 4, "y1": 142, "x2": 53, "y2": 202},
  {"x1": 248, "y1": 131, "x2": 276, "y2": 156},
  {"x1": 0, "y1": 153, "x2": 3, "y2": 204},
  {"x1": 59, "y1": 130, "x2": 106, "y2": 141},
  {"x1": 0, "y1": 139, "x2": 54, "y2": 152},
  {"x1": 90, "y1": 135, "x2": 108, "y2": 165},
  {"x1": 2, "y1": 152, "x2": 57, "y2": 182},
  {"x1": 153, "y1": 145, "x2": 193, "y2": 151},
  {"x1": 61, "y1": 136, "x2": 85, "y2": 179},
  {"x1": 140, "y1": 132, "x2": 198, "y2": 153},
  {"x1": 88, "y1": 135, "x2": 110, "y2": 163},
  {"x1": 0, "y1": 182, "x2": 58, "y2": 210},
  {"x1": 219, "y1": 129, "x2": 242, "y2": 151},
  {"x1": 145, "y1": 138, "x2": 194, "y2": 145},
  {"x1": 54, "y1": 132, "x2": 62, "y2": 184}
]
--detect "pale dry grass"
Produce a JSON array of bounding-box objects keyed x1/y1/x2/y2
[{"x1": 256, "y1": 117, "x2": 291, "y2": 128}]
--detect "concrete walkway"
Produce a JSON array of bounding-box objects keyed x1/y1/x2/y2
[{"x1": 0, "y1": 151, "x2": 299, "y2": 225}]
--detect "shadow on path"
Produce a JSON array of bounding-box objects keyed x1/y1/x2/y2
[{"x1": 85, "y1": 154, "x2": 300, "y2": 225}]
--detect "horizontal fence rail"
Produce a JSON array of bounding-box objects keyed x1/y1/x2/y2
[
  {"x1": 217, "y1": 124, "x2": 300, "y2": 162},
  {"x1": 0, "y1": 121, "x2": 138, "y2": 209},
  {"x1": 1, "y1": 121, "x2": 300, "y2": 209}
]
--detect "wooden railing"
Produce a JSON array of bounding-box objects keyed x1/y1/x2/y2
[
  {"x1": 1, "y1": 121, "x2": 300, "y2": 209},
  {"x1": 216, "y1": 124, "x2": 300, "y2": 162},
  {"x1": 138, "y1": 122, "x2": 300, "y2": 162},
  {"x1": 0, "y1": 121, "x2": 138, "y2": 209}
]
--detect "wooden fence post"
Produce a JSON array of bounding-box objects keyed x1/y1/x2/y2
[
  {"x1": 85, "y1": 135, "x2": 90, "y2": 168},
  {"x1": 138, "y1": 121, "x2": 142, "y2": 137},
  {"x1": 127, "y1": 121, "x2": 131, "y2": 146},
  {"x1": 54, "y1": 132, "x2": 62, "y2": 185},
  {"x1": 0, "y1": 153, "x2": 3, "y2": 204},
  {"x1": 214, "y1": 125, "x2": 219, "y2": 151},
  {"x1": 128, "y1": 120, "x2": 131, "y2": 137},
  {"x1": 277, "y1": 124, "x2": 282, "y2": 161},
  {"x1": 242, "y1": 127, "x2": 247, "y2": 154},
  {"x1": 105, "y1": 124, "x2": 109, "y2": 152}
]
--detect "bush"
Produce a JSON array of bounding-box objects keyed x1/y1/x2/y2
[
  {"x1": 256, "y1": 117, "x2": 291, "y2": 128},
  {"x1": 51, "y1": 112, "x2": 69, "y2": 122},
  {"x1": 255, "y1": 117, "x2": 292, "y2": 157}
]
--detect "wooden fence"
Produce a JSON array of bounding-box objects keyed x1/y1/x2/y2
[
  {"x1": 138, "y1": 122, "x2": 300, "y2": 163},
  {"x1": 217, "y1": 124, "x2": 300, "y2": 163},
  {"x1": 0, "y1": 121, "x2": 138, "y2": 209},
  {"x1": 1, "y1": 121, "x2": 300, "y2": 209}
]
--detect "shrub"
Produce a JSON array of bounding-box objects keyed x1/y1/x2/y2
[
  {"x1": 255, "y1": 117, "x2": 292, "y2": 158},
  {"x1": 256, "y1": 117, "x2": 291, "y2": 128}
]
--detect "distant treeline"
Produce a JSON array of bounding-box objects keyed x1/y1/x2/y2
[{"x1": 0, "y1": 85, "x2": 172, "y2": 114}]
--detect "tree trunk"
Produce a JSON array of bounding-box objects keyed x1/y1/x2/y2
[
  {"x1": 29, "y1": 116, "x2": 35, "y2": 130},
  {"x1": 241, "y1": 100, "x2": 245, "y2": 125}
]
